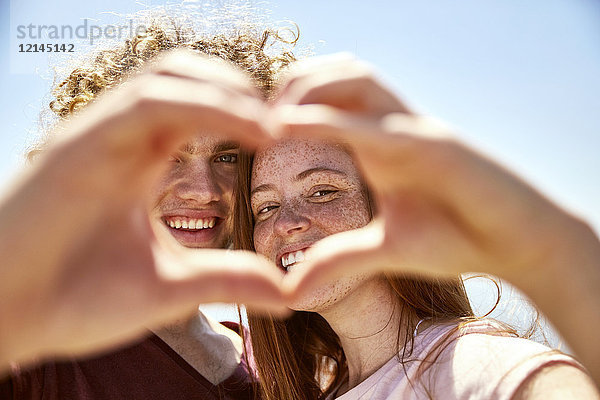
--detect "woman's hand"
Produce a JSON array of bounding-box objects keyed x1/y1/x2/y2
[
  {"x1": 0, "y1": 51, "x2": 285, "y2": 368},
  {"x1": 275, "y1": 54, "x2": 571, "y2": 287},
  {"x1": 275, "y1": 57, "x2": 600, "y2": 387}
]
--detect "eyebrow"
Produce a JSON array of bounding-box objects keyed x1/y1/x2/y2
[
  {"x1": 295, "y1": 167, "x2": 347, "y2": 181},
  {"x1": 250, "y1": 167, "x2": 347, "y2": 198},
  {"x1": 181, "y1": 140, "x2": 240, "y2": 155},
  {"x1": 214, "y1": 141, "x2": 240, "y2": 153},
  {"x1": 250, "y1": 183, "x2": 277, "y2": 198}
]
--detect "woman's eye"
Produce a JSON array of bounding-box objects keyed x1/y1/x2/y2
[
  {"x1": 311, "y1": 190, "x2": 337, "y2": 197},
  {"x1": 215, "y1": 154, "x2": 238, "y2": 163},
  {"x1": 258, "y1": 205, "x2": 278, "y2": 215}
]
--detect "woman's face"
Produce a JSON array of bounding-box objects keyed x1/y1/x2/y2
[{"x1": 251, "y1": 139, "x2": 372, "y2": 311}]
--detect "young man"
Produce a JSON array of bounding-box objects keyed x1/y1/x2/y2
[
  {"x1": 1, "y1": 137, "x2": 255, "y2": 399},
  {"x1": 0, "y1": 23, "x2": 292, "y2": 399}
]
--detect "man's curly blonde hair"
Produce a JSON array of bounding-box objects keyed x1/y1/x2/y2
[
  {"x1": 27, "y1": 15, "x2": 297, "y2": 159},
  {"x1": 49, "y1": 19, "x2": 297, "y2": 120}
]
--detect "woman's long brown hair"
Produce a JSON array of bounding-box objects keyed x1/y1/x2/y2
[{"x1": 233, "y1": 151, "x2": 475, "y2": 400}]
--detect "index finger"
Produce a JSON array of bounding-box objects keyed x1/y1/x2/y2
[
  {"x1": 150, "y1": 50, "x2": 263, "y2": 99},
  {"x1": 275, "y1": 53, "x2": 412, "y2": 115}
]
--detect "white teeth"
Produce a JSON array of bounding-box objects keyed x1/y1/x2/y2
[
  {"x1": 165, "y1": 217, "x2": 217, "y2": 231},
  {"x1": 281, "y1": 249, "x2": 306, "y2": 270}
]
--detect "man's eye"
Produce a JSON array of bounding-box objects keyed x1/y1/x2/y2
[
  {"x1": 169, "y1": 155, "x2": 182, "y2": 163},
  {"x1": 215, "y1": 154, "x2": 238, "y2": 163}
]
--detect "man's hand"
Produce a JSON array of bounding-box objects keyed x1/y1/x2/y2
[{"x1": 0, "y1": 51, "x2": 284, "y2": 367}]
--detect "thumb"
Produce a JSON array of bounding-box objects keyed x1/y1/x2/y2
[
  {"x1": 155, "y1": 249, "x2": 290, "y2": 318},
  {"x1": 283, "y1": 222, "x2": 386, "y2": 303}
]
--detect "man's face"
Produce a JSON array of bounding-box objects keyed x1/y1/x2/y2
[{"x1": 149, "y1": 136, "x2": 238, "y2": 249}]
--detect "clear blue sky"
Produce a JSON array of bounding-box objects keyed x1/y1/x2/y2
[{"x1": 1, "y1": 0, "x2": 599, "y2": 343}]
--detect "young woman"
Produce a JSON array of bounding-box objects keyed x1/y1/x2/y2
[{"x1": 233, "y1": 55, "x2": 600, "y2": 399}]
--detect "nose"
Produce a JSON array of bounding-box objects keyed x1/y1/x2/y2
[
  {"x1": 173, "y1": 161, "x2": 221, "y2": 205},
  {"x1": 273, "y1": 204, "x2": 310, "y2": 237}
]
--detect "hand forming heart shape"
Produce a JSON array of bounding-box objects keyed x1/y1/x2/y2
[
  {"x1": 272, "y1": 53, "x2": 572, "y2": 303},
  {"x1": 0, "y1": 50, "x2": 591, "y2": 369}
]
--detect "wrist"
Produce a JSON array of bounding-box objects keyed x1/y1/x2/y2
[
  {"x1": 0, "y1": 300, "x2": 42, "y2": 370},
  {"x1": 502, "y1": 211, "x2": 600, "y2": 315},
  {"x1": 496, "y1": 200, "x2": 596, "y2": 287}
]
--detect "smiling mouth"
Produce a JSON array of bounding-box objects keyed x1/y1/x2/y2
[
  {"x1": 280, "y1": 248, "x2": 308, "y2": 272},
  {"x1": 164, "y1": 217, "x2": 217, "y2": 230}
]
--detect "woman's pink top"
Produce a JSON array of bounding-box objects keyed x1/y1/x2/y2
[{"x1": 329, "y1": 319, "x2": 581, "y2": 400}]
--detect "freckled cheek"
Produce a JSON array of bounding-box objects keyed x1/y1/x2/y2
[
  {"x1": 253, "y1": 223, "x2": 272, "y2": 258},
  {"x1": 314, "y1": 197, "x2": 371, "y2": 234}
]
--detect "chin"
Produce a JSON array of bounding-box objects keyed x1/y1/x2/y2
[{"x1": 289, "y1": 274, "x2": 370, "y2": 313}]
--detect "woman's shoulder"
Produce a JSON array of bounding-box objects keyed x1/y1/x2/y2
[
  {"x1": 332, "y1": 320, "x2": 581, "y2": 400},
  {"x1": 422, "y1": 319, "x2": 581, "y2": 400},
  {"x1": 411, "y1": 318, "x2": 510, "y2": 353}
]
